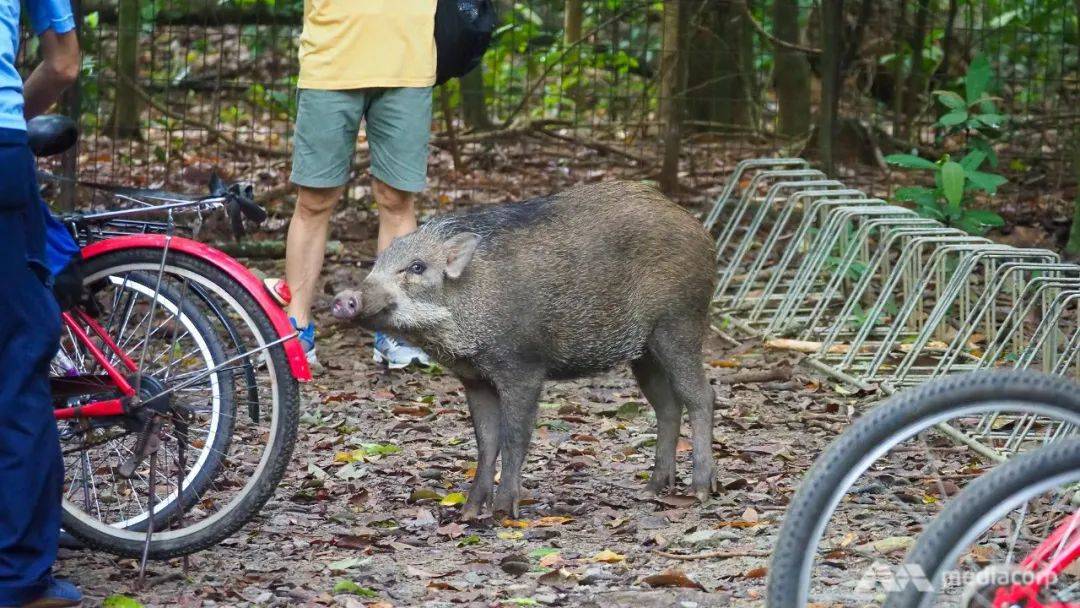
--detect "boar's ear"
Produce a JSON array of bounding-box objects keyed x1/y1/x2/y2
[{"x1": 444, "y1": 232, "x2": 479, "y2": 279}]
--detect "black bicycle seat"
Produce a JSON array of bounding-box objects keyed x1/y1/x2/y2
[{"x1": 27, "y1": 114, "x2": 78, "y2": 157}]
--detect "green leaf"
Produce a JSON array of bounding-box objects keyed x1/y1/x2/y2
[
  {"x1": 956, "y1": 216, "x2": 991, "y2": 236},
  {"x1": 974, "y1": 113, "x2": 1005, "y2": 128},
  {"x1": 103, "y1": 596, "x2": 144, "y2": 608},
  {"x1": 962, "y1": 209, "x2": 1005, "y2": 227},
  {"x1": 960, "y1": 150, "x2": 987, "y2": 171},
  {"x1": 965, "y1": 55, "x2": 992, "y2": 102},
  {"x1": 895, "y1": 186, "x2": 938, "y2": 207},
  {"x1": 988, "y1": 9, "x2": 1018, "y2": 29},
  {"x1": 333, "y1": 580, "x2": 379, "y2": 597},
  {"x1": 941, "y1": 161, "x2": 965, "y2": 212},
  {"x1": 966, "y1": 170, "x2": 1008, "y2": 194},
  {"x1": 440, "y1": 492, "x2": 467, "y2": 506},
  {"x1": 359, "y1": 443, "x2": 402, "y2": 456},
  {"x1": 938, "y1": 110, "x2": 969, "y2": 127},
  {"x1": 885, "y1": 154, "x2": 937, "y2": 170},
  {"x1": 932, "y1": 90, "x2": 966, "y2": 109},
  {"x1": 457, "y1": 534, "x2": 481, "y2": 546},
  {"x1": 915, "y1": 205, "x2": 946, "y2": 220}
]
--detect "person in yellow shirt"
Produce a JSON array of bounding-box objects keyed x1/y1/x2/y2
[{"x1": 282, "y1": 0, "x2": 437, "y2": 369}]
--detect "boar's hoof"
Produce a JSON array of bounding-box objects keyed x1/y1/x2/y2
[
  {"x1": 645, "y1": 470, "x2": 676, "y2": 496},
  {"x1": 331, "y1": 290, "x2": 362, "y2": 320},
  {"x1": 461, "y1": 501, "x2": 486, "y2": 522},
  {"x1": 492, "y1": 491, "x2": 520, "y2": 519},
  {"x1": 691, "y1": 476, "x2": 717, "y2": 504}
]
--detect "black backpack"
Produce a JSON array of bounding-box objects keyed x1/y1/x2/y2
[{"x1": 434, "y1": 0, "x2": 496, "y2": 85}]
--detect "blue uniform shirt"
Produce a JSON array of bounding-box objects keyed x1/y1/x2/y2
[{"x1": 0, "y1": 0, "x2": 75, "y2": 132}]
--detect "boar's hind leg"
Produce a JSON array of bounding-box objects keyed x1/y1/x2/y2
[
  {"x1": 461, "y1": 378, "x2": 501, "y2": 521},
  {"x1": 491, "y1": 374, "x2": 544, "y2": 519},
  {"x1": 631, "y1": 354, "x2": 681, "y2": 495},
  {"x1": 648, "y1": 321, "x2": 716, "y2": 502}
]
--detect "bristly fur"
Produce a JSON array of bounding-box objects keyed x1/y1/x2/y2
[{"x1": 426, "y1": 195, "x2": 558, "y2": 245}]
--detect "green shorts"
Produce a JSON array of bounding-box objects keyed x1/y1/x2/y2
[{"x1": 290, "y1": 87, "x2": 433, "y2": 192}]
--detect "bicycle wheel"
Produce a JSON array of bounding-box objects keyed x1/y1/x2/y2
[
  {"x1": 767, "y1": 370, "x2": 1080, "y2": 608},
  {"x1": 57, "y1": 272, "x2": 236, "y2": 537},
  {"x1": 884, "y1": 439, "x2": 1080, "y2": 608},
  {"x1": 66, "y1": 247, "x2": 300, "y2": 558}
]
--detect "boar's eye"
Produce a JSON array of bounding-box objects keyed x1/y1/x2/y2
[{"x1": 406, "y1": 261, "x2": 427, "y2": 275}]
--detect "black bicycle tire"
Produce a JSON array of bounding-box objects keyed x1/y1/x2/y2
[
  {"x1": 767, "y1": 370, "x2": 1080, "y2": 608},
  {"x1": 883, "y1": 439, "x2": 1080, "y2": 608},
  {"x1": 63, "y1": 248, "x2": 300, "y2": 559}
]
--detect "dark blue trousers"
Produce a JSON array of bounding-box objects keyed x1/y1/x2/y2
[{"x1": 0, "y1": 135, "x2": 62, "y2": 606}]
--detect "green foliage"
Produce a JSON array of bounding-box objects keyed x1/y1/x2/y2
[
  {"x1": 333, "y1": 580, "x2": 378, "y2": 597},
  {"x1": 887, "y1": 56, "x2": 1009, "y2": 236},
  {"x1": 103, "y1": 596, "x2": 143, "y2": 608}
]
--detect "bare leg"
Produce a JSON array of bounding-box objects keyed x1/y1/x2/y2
[
  {"x1": 286, "y1": 185, "x2": 344, "y2": 327},
  {"x1": 492, "y1": 375, "x2": 544, "y2": 518},
  {"x1": 461, "y1": 378, "x2": 501, "y2": 521},
  {"x1": 372, "y1": 178, "x2": 417, "y2": 253},
  {"x1": 632, "y1": 355, "x2": 682, "y2": 494}
]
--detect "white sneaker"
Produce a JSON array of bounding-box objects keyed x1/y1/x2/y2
[{"x1": 373, "y1": 332, "x2": 432, "y2": 369}]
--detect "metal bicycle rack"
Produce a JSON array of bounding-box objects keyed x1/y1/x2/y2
[{"x1": 707, "y1": 157, "x2": 1080, "y2": 396}]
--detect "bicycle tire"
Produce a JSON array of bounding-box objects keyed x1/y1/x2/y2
[
  {"x1": 883, "y1": 439, "x2": 1080, "y2": 608},
  {"x1": 58, "y1": 271, "x2": 236, "y2": 534},
  {"x1": 767, "y1": 370, "x2": 1080, "y2": 608},
  {"x1": 64, "y1": 248, "x2": 300, "y2": 558}
]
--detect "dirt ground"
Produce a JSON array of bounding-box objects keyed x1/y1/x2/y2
[{"x1": 57, "y1": 258, "x2": 863, "y2": 607}]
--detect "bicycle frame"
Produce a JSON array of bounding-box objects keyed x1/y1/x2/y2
[
  {"x1": 992, "y1": 511, "x2": 1080, "y2": 608},
  {"x1": 52, "y1": 308, "x2": 135, "y2": 420}
]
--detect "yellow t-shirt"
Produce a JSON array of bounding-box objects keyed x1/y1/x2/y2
[{"x1": 297, "y1": 0, "x2": 438, "y2": 90}]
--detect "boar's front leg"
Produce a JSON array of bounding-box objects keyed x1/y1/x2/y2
[
  {"x1": 492, "y1": 373, "x2": 544, "y2": 519},
  {"x1": 461, "y1": 378, "x2": 501, "y2": 521}
]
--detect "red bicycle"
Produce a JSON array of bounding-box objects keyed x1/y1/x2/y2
[
  {"x1": 884, "y1": 438, "x2": 1079, "y2": 607},
  {"x1": 34, "y1": 116, "x2": 311, "y2": 561}
]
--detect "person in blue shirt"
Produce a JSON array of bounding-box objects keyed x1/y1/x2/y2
[{"x1": 0, "y1": 1, "x2": 81, "y2": 607}]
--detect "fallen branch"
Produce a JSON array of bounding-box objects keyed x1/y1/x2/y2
[
  {"x1": 533, "y1": 126, "x2": 645, "y2": 163},
  {"x1": 715, "y1": 366, "x2": 792, "y2": 385},
  {"x1": 655, "y1": 548, "x2": 771, "y2": 561},
  {"x1": 765, "y1": 338, "x2": 851, "y2": 354}
]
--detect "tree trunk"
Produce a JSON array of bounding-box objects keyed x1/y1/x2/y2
[
  {"x1": 564, "y1": 0, "x2": 583, "y2": 44},
  {"x1": 903, "y1": 0, "x2": 932, "y2": 131},
  {"x1": 460, "y1": 66, "x2": 492, "y2": 131},
  {"x1": 892, "y1": 0, "x2": 908, "y2": 140},
  {"x1": 1065, "y1": 136, "x2": 1080, "y2": 256},
  {"x1": 686, "y1": 1, "x2": 753, "y2": 129},
  {"x1": 817, "y1": 0, "x2": 844, "y2": 174},
  {"x1": 774, "y1": 0, "x2": 811, "y2": 138},
  {"x1": 659, "y1": 0, "x2": 684, "y2": 193},
  {"x1": 110, "y1": 0, "x2": 140, "y2": 139},
  {"x1": 933, "y1": 0, "x2": 959, "y2": 88},
  {"x1": 564, "y1": 0, "x2": 584, "y2": 111}
]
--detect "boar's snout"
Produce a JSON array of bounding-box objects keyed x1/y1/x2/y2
[{"x1": 331, "y1": 290, "x2": 362, "y2": 320}]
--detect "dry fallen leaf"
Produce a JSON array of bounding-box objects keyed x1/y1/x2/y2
[
  {"x1": 642, "y1": 569, "x2": 705, "y2": 591},
  {"x1": 592, "y1": 549, "x2": 626, "y2": 563},
  {"x1": 500, "y1": 518, "x2": 530, "y2": 529},
  {"x1": 745, "y1": 566, "x2": 768, "y2": 578},
  {"x1": 439, "y1": 492, "x2": 467, "y2": 507},
  {"x1": 531, "y1": 516, "x2": 572, "y2": 527}
]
